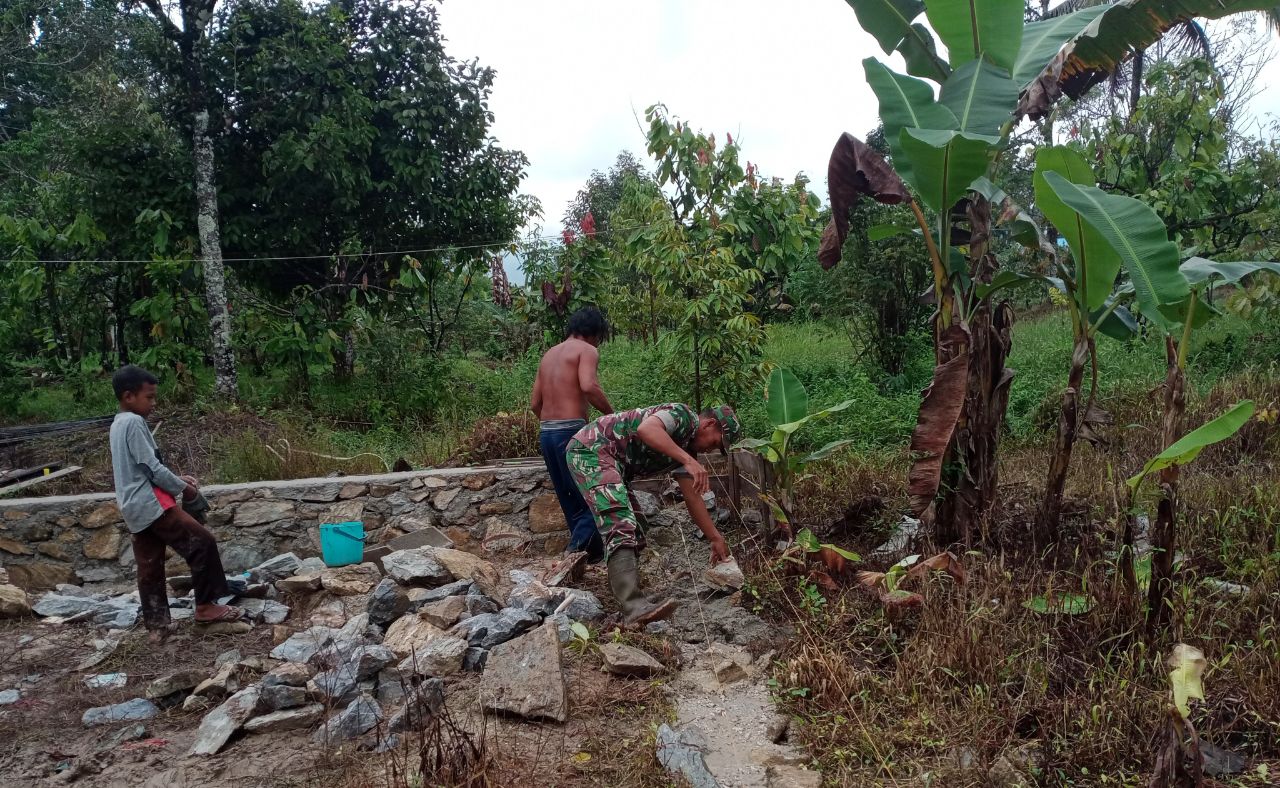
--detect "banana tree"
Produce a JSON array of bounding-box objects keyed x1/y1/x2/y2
[
  {"x1": 822, "y1": 0, "x2": 1273, "y2": 544},
  {"x1": 736, "y1": 367, "x2": 855, "y2": 539},
  {"x1": 1121, "y1": 259, "x2": 1279, "y2": 632}
]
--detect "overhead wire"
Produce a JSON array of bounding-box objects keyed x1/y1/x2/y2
[{"x1": 0, "y1": 217, "x2": 671, "y2": 266}]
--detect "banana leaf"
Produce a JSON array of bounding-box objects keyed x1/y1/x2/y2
[{"x1": 1127, "y1": 400, "x2": 1255, "y2": 492}]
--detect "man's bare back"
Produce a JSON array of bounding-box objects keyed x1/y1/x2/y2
[{"x1": 531, "y1": 338, "x2": 612, "y2": 421}]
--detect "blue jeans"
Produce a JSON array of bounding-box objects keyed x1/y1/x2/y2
[{"x1": 539, "y1": 425, "x2": 604, "y2": 562}]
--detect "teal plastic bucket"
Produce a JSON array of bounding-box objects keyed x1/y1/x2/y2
[{"x1": 319, "y1": 521, "x2": 365, "y2": 567}]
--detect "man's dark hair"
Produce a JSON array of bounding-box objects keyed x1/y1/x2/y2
[
  {"x1": 566, "y1": 306, "x2": 608, "y2": 341},
  {"x1": 112, "y1": 365, "x2": 158, "y2": 399}
]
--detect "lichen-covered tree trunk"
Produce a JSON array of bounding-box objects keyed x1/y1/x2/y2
[
  {"x1": 1147, "y1": 337, "x2": 1185, "y2": 636},
  {"x1": 1039, "y1": 334, "x2": 1089, "y2": 538},
  {"x1": 192, "y1": 107, "x2": 237, "y2": 398}
]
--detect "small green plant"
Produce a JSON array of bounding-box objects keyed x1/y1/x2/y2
[
  {"x1": 568, "y1": 621, "x2": 594, "y2": 655},
  {"x1": 737, "y1": 366, "x2": 855, "y2": 539}
]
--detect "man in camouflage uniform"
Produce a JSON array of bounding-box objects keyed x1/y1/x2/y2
[{"x1": 567, "y1": 403, "x2": 740, "y2": 625}]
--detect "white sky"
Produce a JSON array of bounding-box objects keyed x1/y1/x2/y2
[{"x1": 438, "y1": 2, "x2": 1280, "y2": 240}]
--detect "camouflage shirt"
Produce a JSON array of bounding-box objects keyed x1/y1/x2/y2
[{"x1": 574, "y1": 403, "x2": 698, "y2": 479}]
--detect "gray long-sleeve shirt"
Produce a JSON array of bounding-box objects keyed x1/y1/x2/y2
[{"x1": 109, "y1": 411, "x2": 187, "y2": 533}]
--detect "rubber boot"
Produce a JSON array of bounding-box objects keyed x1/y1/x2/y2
[{"x1": 607, "y1": 547, "x2": 678, "y2": 626}]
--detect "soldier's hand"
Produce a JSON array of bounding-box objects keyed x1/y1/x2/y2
[
  {"x1": 682, "y1": 460, "x2": 709, "y2": 495},
  {"x1": 709, "y1": 536, "x2": 730, "y2": 565}
]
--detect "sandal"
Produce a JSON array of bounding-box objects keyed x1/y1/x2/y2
[{"x1": 194, "y1": 605, "x2": 247, "y2": 624}]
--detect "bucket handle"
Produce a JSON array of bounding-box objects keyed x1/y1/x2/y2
[{"x1": 323, "y1": 524, "x2": 367, "y2": 543}]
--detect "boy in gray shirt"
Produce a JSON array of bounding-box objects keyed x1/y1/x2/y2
[{"x1": 109, "y1": 365, "x2": 243, "y2": 640}]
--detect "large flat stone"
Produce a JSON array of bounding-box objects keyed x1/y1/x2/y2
[
  {"x1": 248, "y1": 553, "x2": 301, "y2": 583},
  {"x1": 397, "y1": 636, "x2": 468, "y2": 677},
  {"x1": 600, "y1": 643, "x2": 664, "y2": 677},
  {"x1": 427, "y1": 548, "x2": 505, "y2": 601},
  {"x1": 234, "y1": 500, "x2": 296, "y2": 527},
  {"x1": 270, "y1": 626, "x2": 340, "y2": 663},
  {"x1": 319, "y1": 563, "x2": 381, "y2": 596},
  {"x1": 83, "y1": 528, "x2": 123, "y2": 560},
  {"x1": 244, "y1": 703, "x2": 324, "y2": 734},
  {"x1": 383, "y1": 616, "x2": 445, "y2": 658},
  {"x1": 0, "y1": 585, "x2": 31, "y2": 618},
  {"x1": 418, "y1": 596, "x2": 467, "y2": 629},
  {"x1": 526, "y1": 495, "x2": 564, "y2": 534},
  {"x1": 82, "y1": 698, "x2": 158, "y2": 727},
  {"x1": 81, "y1": 502, "x2": 122, "y2": 528},
  {"x1": 189, "y1": 686, "x2": 262, "y2": 755},
  {"x1": 311, "y1": 693, "x2": 381, "y2": 743},
  {"x1": 480, "y1": 622, "x2": 567, "y2": 723},
  {"x1": 452, "y1": 607, "x2": 540, "y2": 650},
  {"x1": 382, "y1": 548, "x2": 452, "y2": 587}
]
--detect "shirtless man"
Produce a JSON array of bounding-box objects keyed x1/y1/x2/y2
[{"x1": 531, "y1": 307, "x2": 613, "y2": 562}]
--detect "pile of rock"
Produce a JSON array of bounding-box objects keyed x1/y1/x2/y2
[{"x1": 171, "y1": 543, "x2": 609, "y2": 753}]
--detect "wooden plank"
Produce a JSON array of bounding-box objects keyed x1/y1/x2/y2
[
  {"x1": 0, "y1": 465, "x2": 82, "y2": 496},
  {"x1": 0, "y1": 463, "x2": 63, "y2": 484}
]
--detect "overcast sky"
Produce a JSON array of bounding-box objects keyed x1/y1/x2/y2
[{"x1": 437, "y1": 1, "x2": 1280, "y2": 244}]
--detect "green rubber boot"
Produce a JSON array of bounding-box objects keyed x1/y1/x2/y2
[{"x1": 607, "y1": 548, "x2": 678, "y2": 626}]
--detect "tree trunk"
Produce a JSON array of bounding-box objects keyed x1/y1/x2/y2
[
  {"x1": 44, "y1": 263, "x2": 68, "y2": 362},
  {"x1": 192, "y1": 106, "x2": 237, "y2": 397},
  {"x1": 1038, "y1": 332, "x2": 1089, "y2": 539},
  {"x1": 934, "y1": 298, "x2": 1014, "y2": 545},
  {"x1": 931, "y1": 198, "x2": 1014, "y2": 546},
  {"x1": 1146, "y1": 337, "x2": 1185, "y2": 637},
  {"x1": 1129, "y1": 50, "x2": 1146, "y2": 118},
  {"x1": 648, "y1": 276, "x2": 658, "y2": 345}
]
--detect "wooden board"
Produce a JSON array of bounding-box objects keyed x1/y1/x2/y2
[{"x1": 0, "y1": 465, "x2": 82, "y2": 496}]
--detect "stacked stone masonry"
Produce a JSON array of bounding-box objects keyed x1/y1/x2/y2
[{"x1": 0, "y1": 465, "x2": 560, "y2": 591}]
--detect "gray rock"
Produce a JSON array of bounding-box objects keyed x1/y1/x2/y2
[
  {"x1": 276, "y1": 573, "x2": 322, "y2": 593},
  {"x1": 244, "y1": 703, "x2": 324, "y2": 734},
  {"x1": 479, "y1": 623, "x2": 567, "y2": 722},
  {"x1": 350, "y1": 644, "x2": 397, "y2": 680},
  {"x1": 270, "y1": 626, "x2": 340, "y2": 663},
  {"x1": 249, "y1": 552, "x2": 302, "y2": 584},
  {"x1": 237, "y1": 598, "x2": 291, "y2": 625},
  {"x1": 309, "y1": 664, "x2": 359, "y2": 704},
  {"x1": 297, "y1": 556, "x2": 327, "y2": 574},
  {"x1": 367, "y1": 578, "x2": 410, "y2": 626},
  {"x1": 767, "y1": 715, "x2": 790, "y2": 744},
  {"x1": 645, "y1": 620, "x2": 672, "y2": 636},
  {"x1": 465, "y1": 590, "x2": 500, "y2": 616},
  {"x1": 312, "y1": 693, "x2": 382, "y2": 743},
  {"x1": 547, "y1": 613, "x2": 574, "y2": 643},
  {"x1": 215, "y1": 648, "x2": 243, "y2": 666},
  {"x1": 33, "y1": 592, "x2": 139, "y2": 626},
  {"x1": 452, "y1": 607, "x2": 540, "y2": 650},
  {"x1": 599, "y1": 643, "x2": 664, "y2": 677},
  {"x1": 382, "y1": 548, "x2": 452, "y2": 587},
  {"x1": 506, "y1": 571, "x2": 560, "y2": 616},
  {"x1": 82, "y1": 698, "x2": 159, "y2": 727},
  {"x1": 396, "y1": 636, "x2": 468, "y2": 677},
  {"x1": 418, "y1": 596, "x2": 467, "y2": 628},
  {"x1": 0, "y1": 689, "x2": 19, "y2": 705},
  {"x1": 260, "y1": 683, "x2": 308, "y2": 711},
  {"x1": 703, "y1": 557, "x2": 745, "y2": 592},
  {"x1": 387, "y1": 679, "x2": 444, "y2": 733},
  {"x1": 632, "y1": 490, "x2": 662, "y2": 519},
  {"x1": 189, "y1": 686, "x2": 263, "y2": 755},
  {"x1": 561, "y1": 590, "x2": 605, "y2": 622},
  {"x1": 76, "y1": 567, "x2": 120, "y2": 584},
  {"x1": 655, "y1": 724, "x2": 719, "y2": 788},
  {"x1": 406, "y1": 579, "x2": 473, "y2": 611},
  {"x1": 146, "y1": 670, "x2": 205, "y2": 700},
  {"x1": 462, "y1": 647, "x2": 488, "y2": 672},
  {"x1": 262, "y1": 662, "x2": 312, "y2": 688},
  {"x1": 376, "y1": 669, "x2": 408, "y2": 705}
]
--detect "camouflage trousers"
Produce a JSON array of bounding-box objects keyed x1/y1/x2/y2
[{"x1": 565, "y1": 439, "x2": 645, "y2": 559}]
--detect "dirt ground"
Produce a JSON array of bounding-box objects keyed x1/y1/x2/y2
[{"x1": 0, "y1": 512, "x2": 790, "y2": 788}]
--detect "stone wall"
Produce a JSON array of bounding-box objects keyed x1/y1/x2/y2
[{"x1": 0, "y1": 464, "x2": 565, "y2": 591}]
